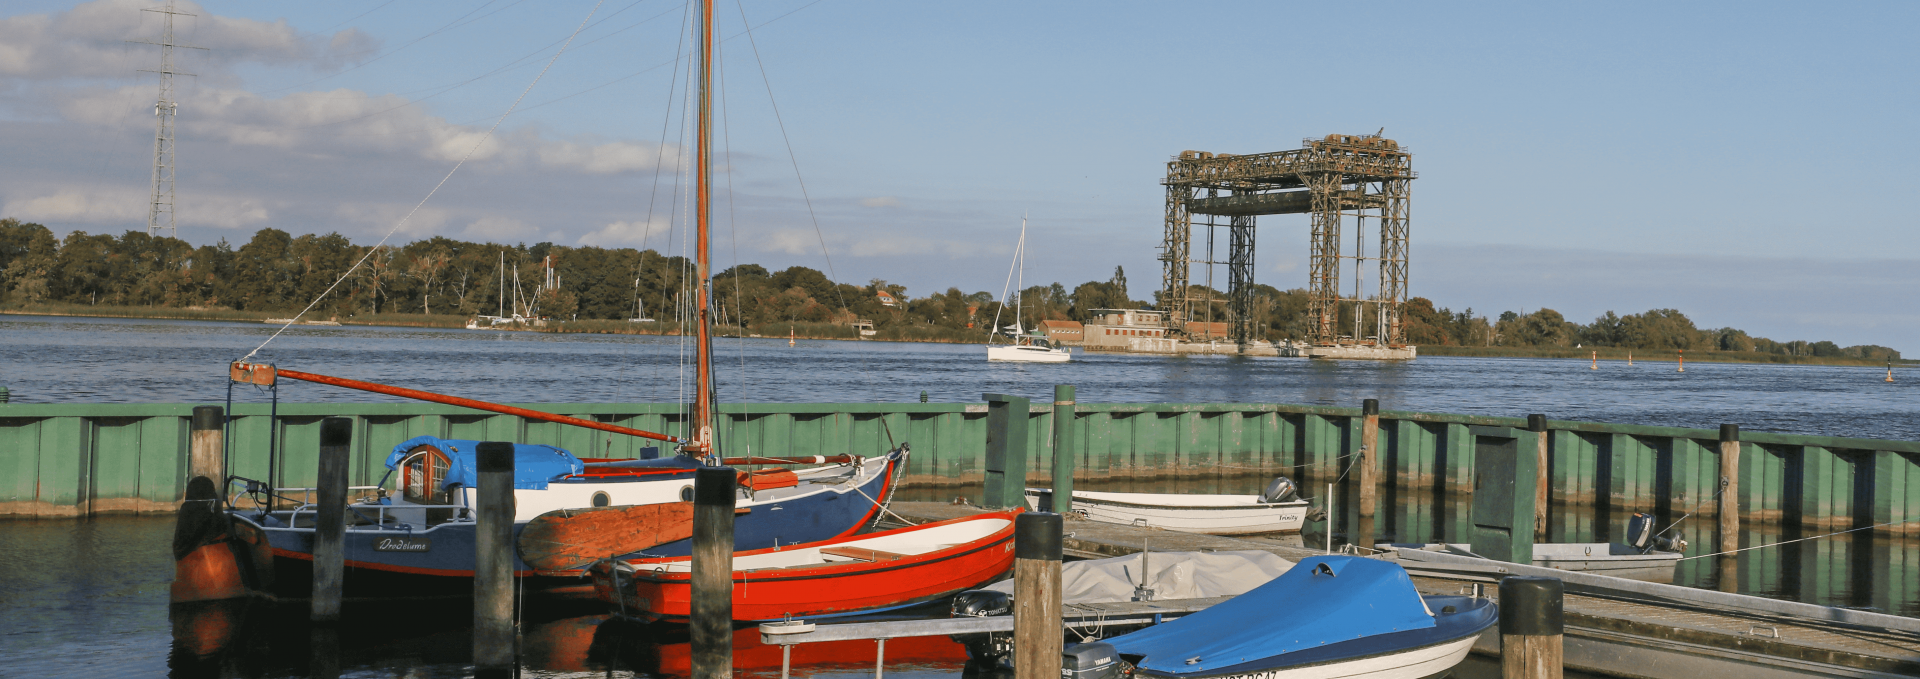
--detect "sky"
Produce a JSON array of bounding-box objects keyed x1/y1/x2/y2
[{"x1": 2, "y1": 1, "x2": 1916, "y2": 348}]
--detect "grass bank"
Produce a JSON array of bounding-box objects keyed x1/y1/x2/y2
[{"x1": 1417, "y1": 344, "x2": 1912, "y2": 367}]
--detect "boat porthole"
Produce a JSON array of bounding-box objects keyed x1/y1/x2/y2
[
  {"x1": 681, "y1": 486, "x2": 694, "y2": 502},
  {"x1": 592, "y1": 491, "x2": 611, "y2": 508}
]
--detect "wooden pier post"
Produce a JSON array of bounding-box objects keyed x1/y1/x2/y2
[
  {"x1": 1013, "y1": 512, "x2": 1063, "y2": 679},
  {"x1": 189, "y1": 406, "x2": 224, "y2": 485},
  {"x1": 311, "y1": 417, "x2": 352, "y2": 623},
  {"x1": 1529, "y1": 414, "x2": 1550, "y2": 543},
  {"x1": 1500, "y1": 576, "x2": 1564, "y2": 679},
  {"x1": 474, "y1": 442, "x2": 516, "y2": 678},
  {"x1": 1718, "y1": 425, "x2": 1741, "y2": 554},
  {"x1": 983, "y1": 393, "x2": 1032, "y2": 509},
  {"x1": 1051, "y1": 385, "x2": 1077, "y2": 513},
  {"x1": 691, "y1": 465, "x2": 737, "y2": 679},
  {"x1": 1358, "y1": 399, "x2": 1381, "y2": 549}
]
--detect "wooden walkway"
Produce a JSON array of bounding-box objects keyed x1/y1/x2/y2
[{"x1": 888, "y1": 502, "x2": 1920, "y2": 679}]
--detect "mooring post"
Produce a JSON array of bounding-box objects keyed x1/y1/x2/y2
[
  {"x1": 311, "y1": 417, "x2": 352, "y2": 623},
  {"x1": 1359, "y1": 399, "x2": 1380, "y2": 520},
  {"x1": 1718, "y1": 424, "x2": 1741, "y2": 583},
  {"x1": 1051, "y1": 385, "x2": 1077, "y2": 513},
  {"x1": 189, "y1": 406, "x2": 224, "y2": 486},
  {"x1": 1500, "y1": 576, "x2": 1564, "y2": 679},
  {"x1": 1529, "y1": 414, "x2": 1550, "y2": 543},
  {"x1": 474, "y1": 441, "x2": 516, "y2": 678},
  {"x1": 982, "y1": 393, "x2": 1032, "y2": 509},
  {"x1": 1013, "y1": 512, "x2": 1063, "y2": 679},
  {"x1": 692, "y1": 465, "x2": 737, "y2": 679}
]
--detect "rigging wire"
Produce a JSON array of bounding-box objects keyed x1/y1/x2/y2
[
  {"x1": 730, "y1": 0, "x2": 849, "y2": 315},
  {"x1": 1678, "y1": 514, "x2": 1919, "y2": 561},
  {"x1": 988, "y1": 226, "x2": 1024, "y2": 346},
  {"x1": 241, "y1": 0, "x2": 610, "y2": 362}
]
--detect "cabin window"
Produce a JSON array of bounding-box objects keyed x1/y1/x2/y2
[
  {"x1": 680, "y1": 486, "x2": 694, "y2": 502},
  {"x1": 592, "y1": 491, "x2": 611, "y2": 507},
  {"x1": 402, "y1": 449, "x2": 452, "y2": 505}
]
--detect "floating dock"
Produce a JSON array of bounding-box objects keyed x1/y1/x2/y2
[{"x1": 878, "y1": 502, "x2": 1920, "y2": 679}]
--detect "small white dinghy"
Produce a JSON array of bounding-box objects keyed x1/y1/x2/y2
[{"x1": 1025, "y1": 477, "x2": 1312, "y2": 535}]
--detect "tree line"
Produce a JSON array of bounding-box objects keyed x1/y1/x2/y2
[{"x1": 0, "y1": 219, "x2": 1898, "y2": 360}]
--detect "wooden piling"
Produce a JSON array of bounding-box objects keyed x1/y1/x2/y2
[
  {"x1": 311, "y1": 417, "x2": 351, "y2": 623},
  {"x1": 1013, "y1": 512, "x2": 1063, "y2": 679},
  {"x1": 189, "y1": 406, "x2": 224, "y2": 485},
  {"x1": 1529, "y1": 414, "x2": 1550, "y2": 543},
  {"x1": 1500, "y1": 576, "x2": 1564, "y2": 679},
  {"x1": 474, "y1": 441, "x2": 516, "y2": 677},
  {"x1": 1718, "y1": 425, "x2": 1740, "y2": 556},
  {"x1": 1051, "y1": 385, "x2": 1077, "y2": 514},
  {"x1": 691, "y1": 465, "x2": 737, "y2": 679},
  {"x1": 1358, "y1": 399, "x2": 1381, "y2": 525}
]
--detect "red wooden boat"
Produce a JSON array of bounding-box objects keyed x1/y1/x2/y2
[{"x1": 590, "y1": 510, "x2": 1020, "y2": 622}]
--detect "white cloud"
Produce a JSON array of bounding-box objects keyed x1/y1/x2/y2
[
  {"x1": 859, "y1": 196, "x2": 899, "y2": 208},
  {"x1": 538, "y1": 139, "x2": 679, "y2": 174},
  {"x1": 2, "y1": 188, "x2": 265, "y2": 229},
  {"x1": 462, "y1": 216, "x2": 531, "y2": 240},
  {"x1": 0, "y1": 0, "x2": 377, "y2": 82},
  {"x1": 5, "y1": 189, "x2": 145, "y2": 224},
  {"x1": 577, "y1": 218, "x2": 670, "y2": 247}
]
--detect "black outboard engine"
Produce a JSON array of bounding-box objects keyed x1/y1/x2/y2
[
  {"x1": 1063, "y1": 642, "x2": 1124, "y2": 679},
  {"x1": 950, "y1": 589, "x2": 1013, "y2": 670},
  {"x1": 951, "y1": 589, "x2": 1010, "y2": 617},
  {"x1": 1626, "y1": 512, "x2": 1687, "y2": 553},
  {"x1": 1259, "y1": 476, "x2": 1300, "y2": 504}
]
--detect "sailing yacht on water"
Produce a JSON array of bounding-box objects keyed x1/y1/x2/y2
[{"x1": 987, "y1": 217, "x2": 1070, "y2": 363}]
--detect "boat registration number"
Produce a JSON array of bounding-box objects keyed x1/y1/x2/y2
[{"x1": 373, "y1": 536, "x2": 432, "y2": 552}]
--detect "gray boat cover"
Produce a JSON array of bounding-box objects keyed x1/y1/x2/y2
[{"x1": 983, "y1": 550, "x2": 1293, "y2": 603}]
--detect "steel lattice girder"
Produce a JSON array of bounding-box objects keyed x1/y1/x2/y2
[{"x1": 1161, "y1": 135, "x2": 1413, "y2": 346}]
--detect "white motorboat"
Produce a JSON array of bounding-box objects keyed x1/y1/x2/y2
[{"x1": 1025, "y1": 477, "x2": 1311, "y2": 535}]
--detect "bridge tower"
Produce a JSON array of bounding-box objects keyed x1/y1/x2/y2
[{"x1": 1158, "y1": 134, "x2": 1414, "y2": 352}]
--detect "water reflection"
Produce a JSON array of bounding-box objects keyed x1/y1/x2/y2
[{"x1": 164, "y1": 595, "x2": 971, "y2": 678}]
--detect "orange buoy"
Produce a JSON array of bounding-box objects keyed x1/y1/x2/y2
[
  {"x1": 1678, "y1": 350, "x2": 1685, "y2": 373},
  {"x1": 1591, "y1": 351, "x2": 1598, "y2": 370}
]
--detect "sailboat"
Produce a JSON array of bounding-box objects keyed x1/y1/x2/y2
[
  {"x1": 986, "y1": 217, "x2": 1070, "y2": 363},
  {"x1": 173, "y1": 0, "x2": 908, "y2": 601}
]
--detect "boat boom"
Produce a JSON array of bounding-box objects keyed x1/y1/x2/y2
[{"x1": 229, "y1": 361, "x2": 684, "y2": 444}]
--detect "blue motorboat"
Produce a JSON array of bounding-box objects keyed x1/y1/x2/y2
[{"x1": 1100, "y1": 555, "x2": 1496, "y2": 679}]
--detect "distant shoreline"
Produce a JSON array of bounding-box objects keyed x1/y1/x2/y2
[{"x1": 5, "y1": 305, "x2": 1909, "y2": 368}]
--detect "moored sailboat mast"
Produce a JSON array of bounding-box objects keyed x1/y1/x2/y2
[{"x1": 689, "y1": 0, "x2": 717, "y2": 455}]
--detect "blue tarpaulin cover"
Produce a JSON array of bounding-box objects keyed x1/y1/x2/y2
[
  {"x1": 384, "y1": 436, "x2": 583, "y2": 491},
  {"x1": 1105, "y1": 555, "x2": 1435, "y2": 674}
]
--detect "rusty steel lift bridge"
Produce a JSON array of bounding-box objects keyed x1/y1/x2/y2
[{"x1": 1159, "y1": 134, "x2": 1414, "y2": 350}]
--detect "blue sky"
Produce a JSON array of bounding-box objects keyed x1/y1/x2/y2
[{"x1": 2, "y1": 1, "x2": 1916, "y2": 348}]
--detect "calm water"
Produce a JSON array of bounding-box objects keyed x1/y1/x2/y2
[
  {"x1": 1, "y1": 315, "x2": 1912, "y2": 677},
  {"x1": 2, "y1": 314, "x2": 1916, "y2": 440}
]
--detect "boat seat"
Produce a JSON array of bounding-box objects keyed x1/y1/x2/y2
[
  {"x1": 819, "y1": 546, "x2": 911, "y2": 562},
  {"x1": 738, "y1": 468, "x2": 799, "y2": 491}
]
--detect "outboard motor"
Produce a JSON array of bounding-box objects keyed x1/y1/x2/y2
[
  {"x1": 1259, "y1": 476, "x2": 1300, "y2": 503},
  {"x1": 1626, "y1": 512, "x2": 1656, "y2": 550},
  {"x1": 951, "y1": 589, "x2": 1010, "y2": 618},
  {"x1": 950, "y1": 589, "x2": 1013, "y2": 670},
  {"x1": 1626, "y1": 512, "x2": 1686, "y2": 553},
  {"x1": 1063, "y1": 641, "x2": 1124, "y2": 679}
]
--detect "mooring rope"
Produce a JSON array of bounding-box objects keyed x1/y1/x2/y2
[
  {"x1": 1678, "y1": 515, "x2": 1920, "y2": 561},
  {"x1": 241, "y1": 0, "x2": 609, "y2": 362}
]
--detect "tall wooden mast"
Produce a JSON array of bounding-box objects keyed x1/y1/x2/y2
[{"x1": 690, "y1": 0, "x2": 717, "y2": 454}]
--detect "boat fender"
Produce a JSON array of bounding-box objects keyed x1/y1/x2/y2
[
  {"x1": 1062, "y1": 641, "x2": 1123, "y2": 679},
  {"x1": 1259, "y1": 476, "x2": 1300, "y2": 503}
]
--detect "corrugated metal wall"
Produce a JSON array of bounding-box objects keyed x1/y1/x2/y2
[{"x1": 2, "y1": 401, "x2": 1916, "y2": 536}]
